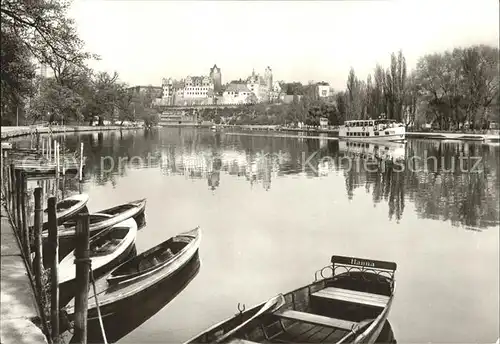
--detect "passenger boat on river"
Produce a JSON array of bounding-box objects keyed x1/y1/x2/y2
[
  {"x1": 339, "y1": 119, "x2": 405, "y2": 142},
  {"x1": 185, "y1": 255, "x2": 397, "y2": 344}
]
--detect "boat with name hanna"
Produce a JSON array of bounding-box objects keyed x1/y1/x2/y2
[
  {"x1": 184, "y1": 254, "x2": 397, "y2": 344},
  {"x1": 338, "y1": 119, "x2": 405, "y2": 142}
]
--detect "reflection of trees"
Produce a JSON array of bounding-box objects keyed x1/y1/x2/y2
[
  {"x1": 340, "y1": 157, "x2": 405, "y2": 222},
  {"x1": 404, "y1": 140, "x2": 499, "y2": 229},
  {"x1": 342, "y1": 139, "x2": 499, "y2": 229}
]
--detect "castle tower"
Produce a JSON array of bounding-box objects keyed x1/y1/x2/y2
[
  {"x1": 264, "y1": 66, "x2": 273, "y2": 90},
  {"x1": 209, "y1": 64, "x2": 222, "y2": 94},
  {"x1": 162, "y1": 78, "x2": 174, "y2": 105}
]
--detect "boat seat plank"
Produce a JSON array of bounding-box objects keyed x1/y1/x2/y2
[
  {"x1": 275, "y1": 310, "x2": 357, "y2": 331},
  {"x1": 313, "y1": 287, "x2": 389, "y2": 308}
]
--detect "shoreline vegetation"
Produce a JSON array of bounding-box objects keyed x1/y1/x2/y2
[{"x1": 0, "y1": 125, "x2": 143, "y2": 140}]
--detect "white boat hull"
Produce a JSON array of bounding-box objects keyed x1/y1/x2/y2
[
  {"x1": 58, "y1": 217, "x2": 137, "y2": 284},
  {"x1": 339, "y1": 120, "x2": 406, "y2": 142},
  {"x1": 340, "y1": 134, "x2": 406, "y2": 142}
]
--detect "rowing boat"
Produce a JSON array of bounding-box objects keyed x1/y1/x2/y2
[
  {"x1": 184, "y1": 255, "x2": 397, "y2": 344},
  {"x1": 51, "y1": 198, "x2": 146, "y2": 239},
  {"x1": 59, "y1": 217, "x2": 138, "y2": 285},
  {"x1": 43, "y1": 198, "x2": 146, "y2": 261},
  {"x1": 64, "y1": 227, "x2": 201, "y2": 318},
  {"x1": 83, "y1": 253, "x2": 201, "y2": 344},
  {"x1": 38, "y1": 194, "x2": 89, "y2": 228}
]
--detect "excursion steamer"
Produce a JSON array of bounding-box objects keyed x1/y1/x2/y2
[{"x1": 339, "y1": 120, "x2": 405, "y2": 142}]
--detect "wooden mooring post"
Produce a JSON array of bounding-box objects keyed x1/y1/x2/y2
[
  {"x1": 15, "y1": 169, "x2": 22, "y2": 233},
  {"x1": 1, "y1": 146, "x2": 4, "y2": 197},
  {"x1": 48, "y1": 138, "x2": 52, "y2": 162},
  {"x1": 33, "y1": 187, "x2": 43, "y2": 298},
  {"x1": 47, "y1": 196, "x2": 59, "y2": 342},
  {"x1": 78, "y1": 142, "x2": 84, "y2": 194},
  {"x1": 9, "y1": 164, "x2": 15, "y2": 218},
  {"x1": 71, "y1": 212, "x2": 90, "y2": 344},
  {"x1": 79, "y1": 142, "x2": 84, "y2": 181},
  {"x1": 21, "y1": 172, "x2": 30, "y2": 260},
  {"x1": 5, "y1": 161, "x2": 12, "y2": 213}
]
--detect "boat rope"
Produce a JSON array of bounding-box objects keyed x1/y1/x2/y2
[{"x1": 90, "y1": 268, "x2": 108, "y2": 344}]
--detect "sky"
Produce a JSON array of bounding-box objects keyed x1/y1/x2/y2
[{"x1": 68, "y1": 0, "x2": 499, "y2": 89}]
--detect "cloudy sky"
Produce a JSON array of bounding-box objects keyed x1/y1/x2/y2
[{"x1": 69, "y1": 0, "x2": 499, "y2": 89}]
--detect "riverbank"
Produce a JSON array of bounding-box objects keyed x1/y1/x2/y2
[
  {"x1": 0, "y1": 206, "x2": 47, "y2": 344},
  {"x1": 1, "y1": 125, "x2": 144, "y2": 140},
  {"x1": 224, "y1": 125, "x2": 499, "y2": 142},
  {"x1": 2, "y1": 125, "x2": 498, "y2": 143}
]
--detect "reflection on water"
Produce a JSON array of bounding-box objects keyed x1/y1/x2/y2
[
  {"x1": 14, "y1": 128, "x2": 499, "y2": 343},
  {"x1": 48, "y1": 128, "x2": 499, "y2": 230},
  {"x1": 376, "y1": 320, "x2": 397, "y2": 344},
  {"x1": 87, "y1": 252, "x2": 201, "y2": 344}
]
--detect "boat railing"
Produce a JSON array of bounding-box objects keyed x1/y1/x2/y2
[{"x1": 314, "y1": 255, "x2": 397, "y2": 292}]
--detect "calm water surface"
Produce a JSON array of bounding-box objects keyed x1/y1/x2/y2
[{"x1": 21, "y1": 128, "x2": 500, "y2": 343}]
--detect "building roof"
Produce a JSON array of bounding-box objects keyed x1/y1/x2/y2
[{"x1": 225, "y1": 83, "x2": 251, "y2": 93}]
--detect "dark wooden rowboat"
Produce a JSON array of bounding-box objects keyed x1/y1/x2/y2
[
  {"x1": 184, "y1": 255, "x2": 397, "y2": 344},
  {"x1": 48, "y1": 198, "x2": 146, "y2": 239},
  {"x1": 64, "y1": 227, "x2": 201, "y2": 317},
  {"x1": 59, "y1": 217, "x2": 138, "y2": 285},
  {"x1": 83, "y1": 253, "x2": 202, "y2": 344},
  {"x1": 106, "y1": 227, "x2": 200, "y2": 285}
]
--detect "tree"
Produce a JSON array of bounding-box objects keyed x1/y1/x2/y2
[
  {"x1": 335, "y1": 91, "x2": 348, "y2": 123},
  {"x1": 373, "y1": 64, "x2": 386, "y2": 116},
  {"x1": 403, "y1": 71, "x2": 419, "y2": 128},
  {"x1": 91, "y1": 71, "x2": 121, "y2": 125},
  {"x1": 142, "y1": 111, "x2": 160, "y2": 128},
  {"x1": 0, "y1": 29, "x2": 36, "y2": 124},
  {"x1": 414, "y1": 52, "x2": 453, "y2": 129},
  {"x1": 28, "y1": 77, "x2": 85, "y2": 124},
  {"x1": 346, "y1": 68, "x2": 364, "y2": 120},
  {"x1": 365, "y1": 74, "x2": 375, "y2": 119},
  {"x1": 395, "y1": 50, "x2": 407, "y2": 122},
  {"x1": 282, "y1": 82, "x2": 304, "y2": 95},
  {"x1": 1, "y1": 0, "x2": 98, "y2": 125},
  {"x1": 460, "y1": 45, "x2": 499, "y2": 129},
  {"x1": 1, "y1": 0, "x2": 97, "y2": 69}
]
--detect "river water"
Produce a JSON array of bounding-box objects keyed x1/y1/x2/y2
[{"x1": 18, "y1": 128, "x2": 500, "y2": 343}]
